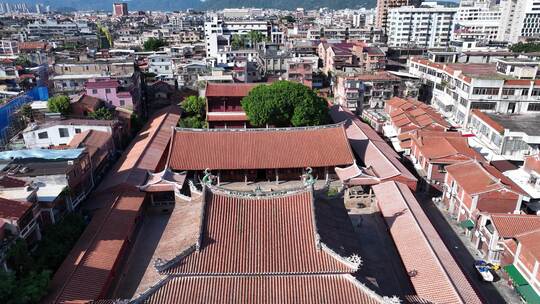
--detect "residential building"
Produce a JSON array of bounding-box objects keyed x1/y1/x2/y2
[
  {"x1": 375, "y1": 0, "x2": 410, "y2": 30},
  {"x1": 474, "y1": 213, "x2": 540, "y2": 264},
  {"x1": 318, "y1": 42, "x2": 386, "y2": 74},
  {"x1": 51, "y1": 58, "x2": 136, "y2": 93},
  {"x1": 85, "y1": 78, "x2": 135, "y2": 109},
  {"x1": 22, "y1": 119, "x2": 119, "y2": 149},
  {"x1": 442, "y1": 160, "x2": 526, "y2": 224},
  {"x1": 387, "y1": 4, "x2": 457, "y2": 48},
  {"x1": 409, "y1": 130, "x2": 483, "y2": 189},
  {"x1": 204, "y1": 82, "x2": 257, "y2": 129},
  {"x1": 334, "y1": 71, "x2": 408, "y2": 113},
  {"x1": 148, "y1": 54, "x2": 174, "y2": 78},
  {"x1": 0, "y1": 40, "x2": 18, "y2": 56},
  {"x1": 408, "y1": 57, "x2": 540, "y2": 126},
  {"x1": 498, "y1": 0, "x2": 540, "y2": 43},
  {"x1": 467, "y1": 110, "x2": 540, "y2": 161},
  {"x1": 0, "y1": 148, "x2": 94, "y2": 221},
  {"x1": 384, "y1": 97, "x2": 451, "y2": 138},
  {"x1": 204, "y1": 16, "x2": 269, "y2": 61},
  {"x1": 25, "y1": 19, "x2": 92, "y2": 40},
  {"x1": 284, "y1": 57, "x2": 315, "y2": 88},
  {"x1": 453, "y1": 0, "x2": 502, "y2": 42},
  {"x1": 18, "y1": 41, "x2": 50, "y2": 65},
  {"x1": 68, "y1": 130, "x2": 115, "y2": 178},
  {"x1": 500, "y1": 225, "x2": 540, "y2": 303},
  {"x1": 504, "y1": 154, "x2": 540, "y2": 213}
]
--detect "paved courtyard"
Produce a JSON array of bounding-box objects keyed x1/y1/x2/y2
[{"x1": 344, "y1": 194, "x2": 415, "y2": 298}]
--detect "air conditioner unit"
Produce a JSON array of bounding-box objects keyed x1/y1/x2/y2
[
  {"x1": 487, "y1": 96, "x2": 493, "y2": 99},
  {"x1": 502, "y1": 96, "x2": 508, "y2": 99}
]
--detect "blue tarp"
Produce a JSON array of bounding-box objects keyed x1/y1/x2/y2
[
  {"x1": 0, "y1": 148, "x2": 85, "y2": 161},
  {"x1": 0, "y1": 86, "x2": 49, "y2": 144}
]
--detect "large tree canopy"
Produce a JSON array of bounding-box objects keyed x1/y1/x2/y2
[
  {"x1": 241, "y1": 81, "x2": 329, "y2": 127},
  {"x1": 47, "y1": 95, "x2": 71, "y2": 115},
  {"x1": 143, "y1": 38, "x2": 168, "y2": 51}
]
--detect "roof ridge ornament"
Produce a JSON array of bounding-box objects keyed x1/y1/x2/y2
[{"x1": 304, "y1": 167, "x2": 316, "y2": 186}]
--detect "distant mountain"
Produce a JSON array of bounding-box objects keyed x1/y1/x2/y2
[{"x1": 3, "y1": 0, "x2": 376, "y2": 11}]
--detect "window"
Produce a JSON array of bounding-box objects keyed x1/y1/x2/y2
[
  {"x1": 502, "y1": 88, "x2": 515, "y2": 96},
  {"x1": 528, "y1": 103, "x2": 540, "y2": 111},
  {"x1": 38, "y1": 132, "x2": 48, "y2": 139},
  {"x1": 470, "y1": 102, "x2": 495, "y2": 110},
  {"x1": 522, "y1": 89, "x2": 530, "y2": 96},
  {"x1": 75, "y1": 128, "x2": 81, "y2": 134},
  {"x1": 105, "y1": 88, "x2": 111, "y2": 94},
  {"x1": 119, "y1": 100, "x2": 125, "y2": 106},
  {"x1": 58, "y1": 128, "x2": 69, "y2": 138},
  {"x1": 532, "y1": 89, "x2": 540, "y2": 96},
  {"x1": 472, "y1": 87, "x2": 500, "y2": 95},
  {"x1": 92, "y1": 89, "x2": 97, "y2": 94}
]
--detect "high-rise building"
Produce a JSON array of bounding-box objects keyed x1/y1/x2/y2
[
  {"x1": 453, "y1": 0, "x2": 502, "y2": 42},
  {"x1": 375, "y1": 0, "x2": 410, "y2": 30},
  {"x1": 112, "y1": 2, "x2": 128, "y2": 17},
  {"x1": 387, "y1": 3, "x2": 457, "y2": 48},
  {"x1": 498, "y1": 0, "x2": 540, "y2": 43}
]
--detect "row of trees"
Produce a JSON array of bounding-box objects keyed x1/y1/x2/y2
[
  {"x1": 509, "y1": 42, "x2": 540, "y2": 53},
  {"x1": 0, "y1": 214, "x2": 86, "y2": 304}
]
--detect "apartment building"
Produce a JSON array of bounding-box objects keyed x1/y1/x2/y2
[
  {"x1": 408, "y1": 56, "x2": 540, "y2": 126},
  {"x1": 284, "y1": 57, "x2": 315, "y2": 88},
  {"x1": 467, "y1": 110, "x2": 540, "y2": 161},
  {"x1": 498, "y1": 0, "x2": 540, "y2": 43},
  {"x1": 0, "y1": 40, "x2": 18, "y2": 56},
  {"x1": 51, "y1": 59, "x2": 136, "y2": 93},
  {"x1": 333, "y1": 71, "x2": 406, "y2": 112},
  {"x1": 204, "y1": 16, "x2": 269, "y2": 62},
  {"x1": 375, "y1": 0, "x2": 410, "y2": 30},
  {"x1": 453, "y1": 0, "x2": 502, "y2": 42},
  {"x1": 504, "y1": 154, "x2": 540, "y2": 212},
  {"x1": 387, "y1": 4, "x2": 457, "y2": 48}
]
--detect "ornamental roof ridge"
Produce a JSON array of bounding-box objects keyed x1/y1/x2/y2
[{"x1": 174, "y1": 122, "x2": 347, "y2": 133}]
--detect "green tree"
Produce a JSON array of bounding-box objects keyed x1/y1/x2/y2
[
  {"x1": 247, "y1": 30, "x2": 264, "y2": 47},
  {"x1": 179, "y1": 115, "x2": 207, "y2": 128},
  {"x1": 509, "y1": 42, "x2": 540, "y2": 53},
  {"x1": 47, "y1": 95, "x2": 70, "y2": 115},
  {"x1": 89, "y1": 107, "x2": 114, "y2": 120},
  {"x1": 181, "y1": 96, "x2": 205, "y2": 116},
  {"x1": 282, "y1": 15, "x2": 296, "y2": 23},
  {"x1": 11, "y1": 270, "x2": 51, "y2": 304},
  {"x1": 6, "y1": 240, "x2": 34, "y2": 275},
  {"x1": 14, "y1": 56, "x2": 32, "y2": 67},
  {"x1": 20, "y1": 104, "x2": 33, "y2": 121},
  {"x1": 241, "y1": 80, "x2": 329, "y2": 127},
  {"x1": 143, "y1": 37, "x2": 168, "y2": 51},
  {"x1": 0, "y1": 270, "x2": 16, "y2": 302},
  {"x1": 231, "y1": 34, "x2": 245, "y2": 50}
]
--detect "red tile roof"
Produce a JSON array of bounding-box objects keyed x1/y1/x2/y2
[
  {"x1": 205, "y1": 83, "x2": 259, "y2": 97},
  {"x1": 491, "y1": 214, "x2": 540, "y2": 238},
  {"x1": 46, "y1": 107, "x2": 180, "y2": 303},
  {"x1": 19, "y1": 41, "x2": 48, "y2": 50},
  {"x1": 329, "y1": 105, "x2": 417, "y2": 187},
  {"x1": 470, "y1": 109, "x2": 504, "y2": 133},
  {"x1": 0, "y1": 175, "x2": 28, "y2": 188},
  {"x1": 413, "y1": 133, "x2": 484, "y2": 163},
  {"x1": 85, "y1": 80, "x2": 120, "y2": 90},
  {"x1": 374, "y1": 181, "x2": 482, "y2": 304},
  {"x1": 445, "y1": 160, "x2": 525, "y2": 196},
  {"x1": 0, "y1": 197, "x2": 32, "y2": 220},
  {"x1": 515, "y1": 229, "x2": 540, "y2": 261},
  {"x1": 165, "y1": 189, "x2": 355, "y2": 275},
  {"x1": 168, "y1": 125, "x2": 355, "y2": 171},
  {"x1": 143, "y1": 275, "x2": 382, "y2": 304}
]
